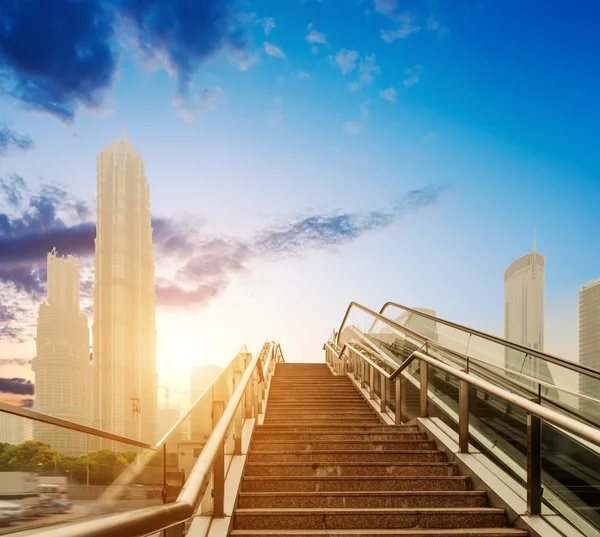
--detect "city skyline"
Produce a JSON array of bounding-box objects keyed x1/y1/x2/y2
[{"x1": 1, "y1": 0, "x2": 600, "y2": 400}]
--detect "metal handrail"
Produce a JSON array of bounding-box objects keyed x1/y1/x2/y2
[
  {"x1": 379, "y1": 300, "x2": 600, "y2": 380},
  {"x1": 0, "y1": 401, "x2": 154, "y2": 450},
  {"x1": 34, "y1": 342, "x2": 279, "y2": 537},
  {"x1": 328, "y1": 303, "x2": 600, "y2": 518}
]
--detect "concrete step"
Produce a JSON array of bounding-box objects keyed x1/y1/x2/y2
[
  {"x1": 264, "y1": 413, "x2": 379, "y2": 421},
  {"x1": 243, "y1": 462, "x2": 458, "y2": 477},
  {"x1": 232, "y1": 508, "x2": 506, "y2": 530},
  {"x1": 230, "y1": 528, "x2": 529, "y2": 536},
  {"x1": 252, "y1": 432, "x2": 427, "y2": 441},
  {"x1": 255, "y1": 425, "x2": 419, "y2": 434},
  {"x1": 262, "y1": 419, "x2": 383, "y2": 426},
  {"x1": 264, "y1": 413, "x2": 382, "y2": 426},
  {"x1": 248, "y1": 451, "x2": 447, "y2": 463},
  {"x1": 241, "y1": 476, "x2": 470, "y2": 492},
  {"x1": 237, "y1": 490, "x2": 487, "y2": 508},
  {"x1": 251, "y1": 441, "x2": 436, "y2": 451}
]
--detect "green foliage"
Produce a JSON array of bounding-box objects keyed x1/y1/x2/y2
[{"x1": 0, "y1": 441, "x2": 144, "y2": 485}]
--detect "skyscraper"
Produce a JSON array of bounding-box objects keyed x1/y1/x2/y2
[
  {"x1": 93, "y1": 129, "x2": 158, "y2": 444},
  {"x1": 32, "y1": 249, "x2": 92, "y2": 456},
  {"x1": 578, "y1": 278, "x2": 600, "y2": 421},
  {"x1": 503, "y1": 234, "x2": 554, "y2": 393}
]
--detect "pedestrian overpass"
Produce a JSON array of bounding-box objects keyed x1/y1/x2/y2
[{"x1": 1, "y1": 301, "x2": 599, "y2": 537}]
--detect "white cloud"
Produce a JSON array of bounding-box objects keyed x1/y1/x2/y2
[
  {"x1": 306, "y1": 23, "x2": 327, "y2": 44},
  {"x1": 264, "y1": 42, "x2": 286, "y2": 58},
  {"x1": 311, "y1": 45, "x2": 320, "y2": 56},
  {"x1": 347, "y1": 81, "x2": 361, "y2": 92},
  {"x1": 292, "y1": 70, "x2": 311, "y2": 79},
  {"x1": 229, "y1": 49, "x2": 260, "y2": 72},
  {"x1": 273, "y1": 96, "x2": 284, "y2": 107},
  {"x1": 380, "y1": 13, "x2": 420, "y2": 42},
  {"x1": 174, "y1": 86, "x2": 225, "y2": 122},
  {"x1": 404, "y1": 64, "x2": 423, "y2": 87},
  {"x1": 424, "y1": 131, "x2": 439, "y2": 142},
  {"x1": 344, "y1": 121, "x2": 361, "y2": 135},
  {"x1": 334, "y1": 49, "x2": 360, "y2": 74},
  {"x1": 379, "y1": 87, "x2": 397, "y2": 102},
  {"x1": 261, "y1": 17, "x2": 276, "y2": 36},
  {"x1": 427, "y1": 15, "x2": 450, "y2": 37},
  {"x1": 374, "y1": 0, "x2": 398, "y2": 15},
  {"x1": 359, "y1": 54, "x2": 380, "y2": 84}
]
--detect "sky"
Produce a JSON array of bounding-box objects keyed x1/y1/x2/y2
[{"x1": 0, "y1": 0, "x2": 599, "y2": 407}]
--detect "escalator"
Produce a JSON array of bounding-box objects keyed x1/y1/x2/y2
[{"x1": 339, "y1": 307, "x2": 600, "y2": 534}]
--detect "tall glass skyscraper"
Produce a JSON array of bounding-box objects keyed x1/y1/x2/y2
[
  {"x1": 578, "y1": 278, "x2": 600, "y2": 422},
  {"x1": 504, "y1": 236, "x2": 555, "y2": 394},
  {"x1": 93, "y1": 129, "x2": 158, "y2": 444},
  {"x1": 32, "y1": 249, "x2": 92, "y2": 456}
]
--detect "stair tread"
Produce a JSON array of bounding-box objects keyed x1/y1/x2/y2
[
  {"x1": 235, "y1": 507, "x2": 504, "y2": 514},
  {"x1": 239, "y1": 491, "x2": 486, "y2": 497},
  {"x1": 230, "y1": 530, "x2": 528, "y2": 536},
  {"x1": 244, "y1": 476, "x2": 467, "y2": 481}
]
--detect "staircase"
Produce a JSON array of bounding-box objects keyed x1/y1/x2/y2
[{"x1": 230, "y1": 363, "x2": 528, "y2": 536}]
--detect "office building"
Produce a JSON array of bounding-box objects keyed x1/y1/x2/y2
[
  {"x1": 578, "y1": 278, "x2": 600, "y2": 421},
  {"x1": 31, "y1": 250, "x2": 92, "y2": 456},
  {"x1": 93, "y1": 129, "x2": 158, "y2": 444},
  {"x1": 504, "y1": 234, "x2": 554, "y2": 392}
]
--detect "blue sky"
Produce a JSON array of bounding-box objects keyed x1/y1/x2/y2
[{"x1": 0, "y1": 0, "x2": 599, "y2": 403}]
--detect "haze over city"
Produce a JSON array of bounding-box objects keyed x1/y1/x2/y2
[{"x1": 1, "y1": 0, "x2": 599, "y2": 404}]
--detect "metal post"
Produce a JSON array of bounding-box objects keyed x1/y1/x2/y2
[
  {"x1": 86, "y1": 435, "x2": 90, "y2": 487},
  {"x1": 212, "y1": 400, "x2": 225, "y2": 518},
  {"x1": 527, "y1": 413, "x2": 542, "y2": 515},
  {"x1": 369, "y1": 366, "x2": 375, "y2": 400},
  {"x1": 233, "y1": 370, "x2": 242, "y2": 455},
  {"x1": 360, "y1": 360, "x2": 365, "y2": 389},
  {"x1": 395, "y1": 377, "x2": 402, "y2": 425},
  {"x1": 244, "y1": 355, "x2": 252, "y2": 419},
  {"x1": 253, "y1": 369, "x2": 260, "y2": 419},
  {"x1": 380, "y1": 373, "x2": 386, "y2": 412},
  {"x1": 420, "y1": 362, "x2": 428, "y2": 417},
  {"x1": 459, "y1": 376, "x2": 469, "y2": 453},
  {"x1": 161, "y1": 444, "x2": 167, "y2": 504}
]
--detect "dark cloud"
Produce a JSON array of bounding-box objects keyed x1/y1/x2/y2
[
  {"x1": 119, "y1": 0, "x2": 242, "y2": 96},
  {"x1": 0, "y1": 377, "x2": 34, "y2": 395},
  {"x1": 0, "y1": 358, "x2": 32, "y2": 367},
  {"x1": 0, "y1": 0, "x2": 117, "y2": 122},
  {"x1": 20, "y1": 398, "x2": 34, "y2": 408},
  {"x1": 0, "y1": 128, "x2": 34, "y2": 156},
  {"x1": 159, "y1": 185, "x2": 446, "y2": 307},
  {"x1": 0, "y1": 175, "x2": 446, "y2": 317},
  {"x1": 0, "y1": 0, "x2": 245, "y2": 121}
]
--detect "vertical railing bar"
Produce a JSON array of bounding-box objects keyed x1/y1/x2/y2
[
  {"x1": 459, "y1": 373, "x2": 469, "y2": 453},
  {"x1": 420, "y1": 361, "x2": 428, "y2": 417}
]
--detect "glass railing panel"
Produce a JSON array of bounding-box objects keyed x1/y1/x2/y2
[
  {"x1": 427, "y1": 363, "x2": 460, "y2": 435},
  {"x1": 0, "y1": 408, "x2": 161, "y2": 534},
  {"x1": 541, "y1": 423, "x2": 600, "y2": 533}
]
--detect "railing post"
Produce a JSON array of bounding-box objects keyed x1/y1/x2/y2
[
  {"x1": 233, "y1": 370, "x2": 242, "y2": 455},
  {"x1": 527, "y1": 412, "x2": 542, "y2": 515},
  {"x1": 369, "y1": 366, "x2": 375, "y2": 400},
  {"x1": 459, "y1": 375, "x2": 469, "y2": 453},
  {"x1": 212, "y1": 399, "x2": 225, "y2": 518},
  {"x1": 380, "y1": 373, "x2": 386, "y2": 412},
  {"x1": 361, "y1": 360, "x2": 366, "y2": 389},
  {"x1": 253, "y1": 368, "x2": 261, "y2": 419},
  {"x1": 395, "y1": 377, "x2": 402, "y2": 425},
  {"x1": 420, "y1": 362, "x2": 428, "y2": 417},
  {"x1": 244, "y1": 354, "x2": 253, "y2": 420}
]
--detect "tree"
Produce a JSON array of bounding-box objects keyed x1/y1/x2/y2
[
  {"x1": 75, "y1": 449, "x2": 128, "y2": 485},
  {"x1": 7, "y1": 441, "x2": 60, "y2": 474},
  {"x1": 0, "y1": 443, "x2": 16, "y2": 471}
]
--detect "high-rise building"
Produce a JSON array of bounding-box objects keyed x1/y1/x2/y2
[
  {"x1": 503, "y1": 234, "x2": 554, "y2": 393},
  {"x1": 0, "y1": 412, "x2": 25, "y2": 446},
  {"x1": 93, "y1": 129, "x2": 158, "y2": 444},
  {"x1": 578, "y1": 278, "x2": 600, "y2": 421},
  {"x1": 31, "y1": 250, "x2": 92, "y2": 456}
]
